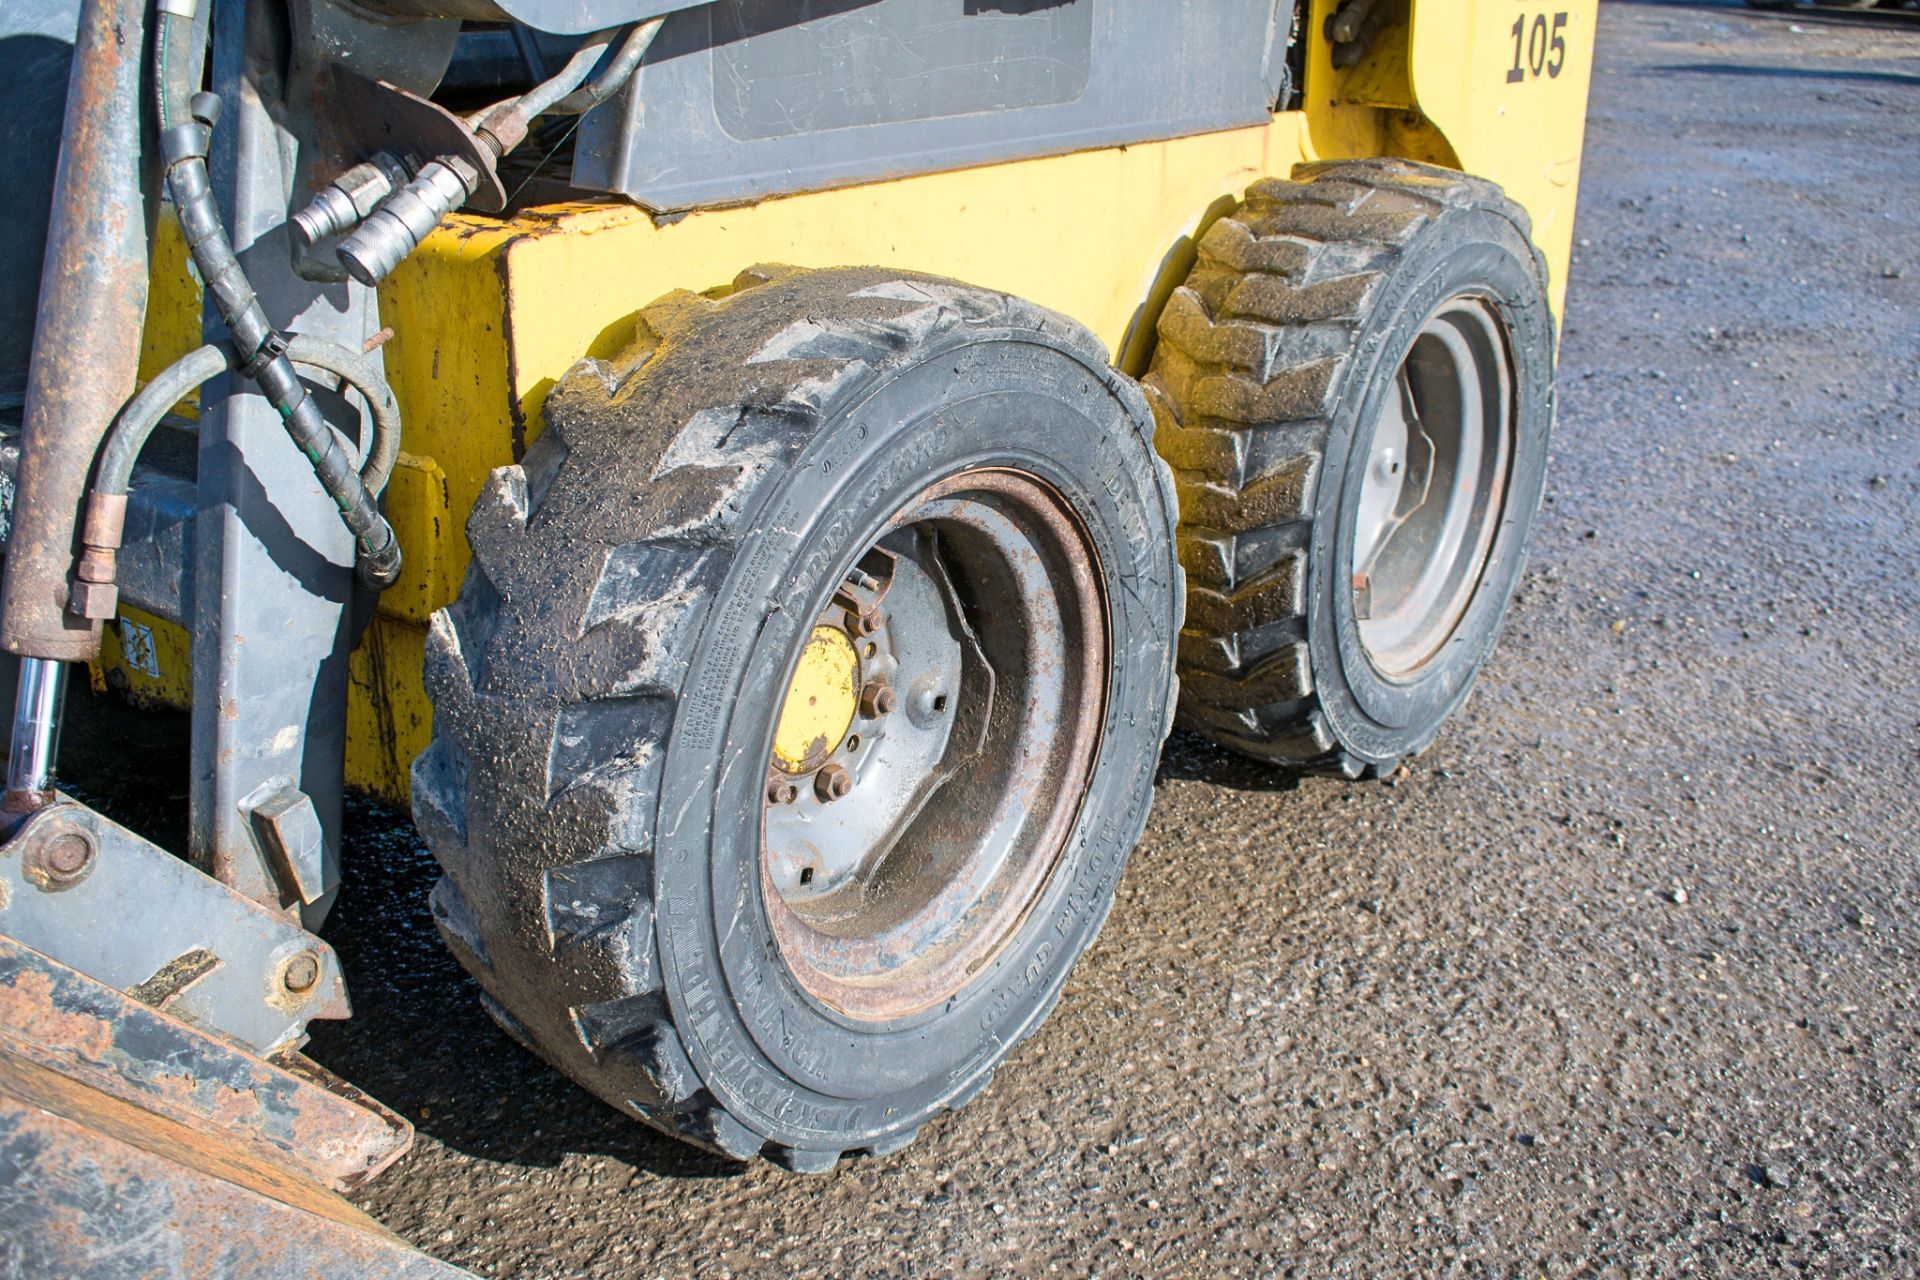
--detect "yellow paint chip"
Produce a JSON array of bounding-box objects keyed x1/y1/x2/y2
[{"x1": 773, "y1": 626, "x2": 858, "y2": 775}]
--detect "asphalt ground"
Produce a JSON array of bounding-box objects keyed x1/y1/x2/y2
[{"x1": 55, "y1": 1, "x2": 1920, "y2": 1275}]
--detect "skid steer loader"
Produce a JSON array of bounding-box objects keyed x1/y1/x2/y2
[{"x1": 0, "y1": 0, "x2": 1595, "y2": 1270}]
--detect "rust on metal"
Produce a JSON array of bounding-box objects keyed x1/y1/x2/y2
[
  {"x1": 71, "y1": 490, "x2": 129, "y2": 620},
  {"x1": 0, "y1": 0, "x2": 152, "y2": 661},
  {"x1": 21, "y1": 826, "x2": 96, "y2": 891},
  {"x1": 0, "y1": 1051, "x2": 470, "y2": 1277},
  {"x1": 0, "y1": 935, "x2": 412, "y2": 1192},
  {"x1": 761, "y1": 467, "x2": 1111, "y2": 1022},
  {"x1": 858, "y1": 679, "x2": 897, "y2": 718},
  {"x1": 126, "y1": 947, "x2": 221, "y2": 1007},
  {"x1": 813, "y1": 761, "x2": 853, "y2": 803},
  {"x1": 280, "y1": 949, "x2": 322, "y2": 995}
]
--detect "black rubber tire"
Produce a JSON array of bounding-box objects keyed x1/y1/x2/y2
[
  {"x1": 1144, "y1": 158, "x2": 1554, "y2": 778},
  {"x1": 413, "y1": 266, "x2": 1181, "y2": 1171}
]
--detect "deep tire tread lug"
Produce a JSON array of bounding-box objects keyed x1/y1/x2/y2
[
  {"x1": 1150, "y1": 159, "x2": 1539, "y2": 780},
  {"x1": 414, "y1": 266, "x2": 1176, "y2": 1170}
]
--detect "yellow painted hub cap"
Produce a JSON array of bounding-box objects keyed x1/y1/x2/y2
[{"x1": 773, "y1": 625, "x2": 858, "y2": 774}]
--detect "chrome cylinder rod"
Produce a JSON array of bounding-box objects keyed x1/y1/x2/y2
[{"x1": 5, "y1": 658, "x2": 69, "y2": 814}]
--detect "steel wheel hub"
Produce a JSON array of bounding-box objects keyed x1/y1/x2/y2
[
  {"x1": 761, "y1": 467, "x2": 1107, "y2": 1022},
  {"x1": 1351, "y1": 297, "x2": 1515, "y2": 677}
]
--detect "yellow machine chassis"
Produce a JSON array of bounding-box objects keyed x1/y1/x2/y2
[{"x1": 100, "y1": 0, "x2": 1597, "y2": 805}]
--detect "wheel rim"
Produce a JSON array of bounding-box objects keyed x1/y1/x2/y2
[
  {"x1": 1350, "y1": 297, "x2": 1515, "y2": 677},
  {"x1": 761, "y1": 467, "x2": 1108, "y2": 1022}
]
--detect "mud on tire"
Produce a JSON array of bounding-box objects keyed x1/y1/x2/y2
[{"x1": 413, "y1": 267, "x2": 1181, "y2": 1170}]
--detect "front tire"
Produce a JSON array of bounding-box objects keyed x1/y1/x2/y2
[{"x1": 413, "y1": 267, "x2": 1181, "y2": 1170}]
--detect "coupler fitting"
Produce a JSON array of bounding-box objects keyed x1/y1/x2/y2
[
  {"x1": 337, "y1": 156, "x2": 479, "y2": 287},
  {"x1": 69, "y1": 492, "x2": 128, "y2": 621},
  {"x1": 290, "y1": 150, "x2": 419, "y2": 252}
]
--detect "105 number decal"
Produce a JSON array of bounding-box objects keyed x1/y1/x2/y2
[{"x1": 1508, "y1": 11, "x2": 1569, "y2": 82}]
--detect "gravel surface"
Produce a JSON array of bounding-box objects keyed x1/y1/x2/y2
[{"x1": 83, "y1": 2, "x2": 1920, "y2": 1275}]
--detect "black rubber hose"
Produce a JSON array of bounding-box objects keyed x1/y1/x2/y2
[
  {"x1": 152, "y1": 8, "x2": 401, "y2": 590},
  {"x1": 286, "y1": 335, "x2": 401, "y2": 498},
  {"x1": 155, "y1": 3, "x2": 195, "y2": 136},
  {"x1": 94, "y1": 344, "x2": 225, "y2": 496},
  {"x1": 94, "y1": 337, "x2": 401, "y2": 500}
]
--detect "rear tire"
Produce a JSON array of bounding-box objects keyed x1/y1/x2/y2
[
  {"x1": 414, "y1": 266, "x2": 1181, "y2": 1169},
  {"x1": 1146, "y1": 159, "x2": 1554, "y2": 777}
]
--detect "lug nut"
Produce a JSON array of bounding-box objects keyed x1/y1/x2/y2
[
  {"x1": 845, "y1": 607, "x2": 882, "y2": 637},
  {"x1": 767, "y1": 778, "x2": 799, "y2": 805},
  {"x1": 814, "y1": 762, "x2": 852, "y2": 803},
  {"x1": 859, "y1": 680, "x2": 896, "y2": 718}
]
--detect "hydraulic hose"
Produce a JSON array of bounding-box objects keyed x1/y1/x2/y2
[
  {"x1": 543, "y1": 20, "x2": 662, "y2": 117},
  {"x1": 285, "y1": 336, "x2": 402, "y2": 499},
  {"x1": 471, "y1": 24, "x2": 624, "y2": 145},
  {"x1": 92, "y1": 337, "x2": 400, "y2": 502},
  {"x1": 152, "y1": 3, "x2": 401, "y2": 592},
  {"x1": 92, "y1": 344, "x2": 226, "y2": 497},
  {"x1": 72, "y1": 336, "x2": 403, "y2": 619}
]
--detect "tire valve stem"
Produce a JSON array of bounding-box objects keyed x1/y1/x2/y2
[{"x1": 1353, "y1": 571, "x2": 1374, "y2": 621}]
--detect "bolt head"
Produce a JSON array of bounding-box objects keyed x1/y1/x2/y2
[
  {"x1": 47, "y1": 834, "x2": 90, "y2": 875},
  {"x1": 25, "y1": 827, "x2": 96, "y2": 891},
  {"x1": 281, "y1": 952, "x2": 321, "y2": 995},
  {"x1": 814, "y1": 762, "x2": 852, "y2": 803},
  {"x1": 846, "y1": 607, "x2": 882, "y2": 637}
]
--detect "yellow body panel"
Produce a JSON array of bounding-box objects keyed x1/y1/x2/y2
[
  {"x1": 1406, "y1": 0, "x2": 1599, "y2": 318},
  {"x1": 87, "y1": 604, "x2": 192, "y2": 707},
  {"x1": 136, "y1": 212, "x2": 203, "y2": 418},
  {"x1": 95, "y1": 1, "x2": 1598, "y2": 805}
]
